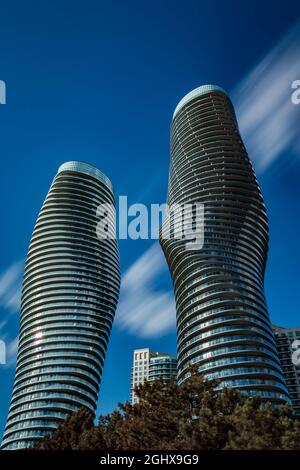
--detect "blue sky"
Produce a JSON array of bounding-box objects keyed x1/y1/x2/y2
[{"x1": 0, "y1": 0, "x2": 300, "y2": 437}]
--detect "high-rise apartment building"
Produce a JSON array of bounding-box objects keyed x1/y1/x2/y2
[
  {"x1": 131, "y1": 348, "x2": 177, "y2": 404},
  {"x1": 272, "y1": 325, "x2": 300, "y2": 415},
  {"x1": 2, "y1": 161, "x2": 120, "y2": 449},
  {"x1": 160, "y1": 85, "x2": 289, "y2": 404}
]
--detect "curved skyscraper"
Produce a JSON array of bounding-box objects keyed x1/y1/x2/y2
[
  {"x1": 160, "y1": 85, "x2": 290, "y2": 403},
  {"x1": 2, "y1": 161, "x2": 120, "y2": 449}
]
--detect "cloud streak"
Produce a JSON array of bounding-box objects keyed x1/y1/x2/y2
[
  {"x1": 116, "y1": 243, "x2": 175, "y2": 338},
  {"x1": 2, "y1": 336, "x2": 19, "y2": 368},
  {"x1": 0, "y1": 262, "x2": 23, "y2": 368},
  {"x1": 232, "y1": 21, "x2": 300, "y2": 173},
  {"x1": 0, "y1": 260, "x2": 23, "y2": 313}
]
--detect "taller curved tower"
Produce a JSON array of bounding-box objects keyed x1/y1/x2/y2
[
  {"x1": 160, "y1": 85, "x2": 289, "y2": 403},
  {"x1": 2, "y1": 161, "x2": 120, "y2": 449}
]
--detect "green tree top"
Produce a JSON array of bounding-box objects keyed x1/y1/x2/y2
[{"x1": 38, "y1": 371, "x2": 300, "y2": 450}]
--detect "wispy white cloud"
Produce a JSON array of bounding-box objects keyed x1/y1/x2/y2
[
  {"x1": 0, "y1": 262, "x2": 22, "y2": 368},
  {"x1": 116, "y1": 243, "x2": 175, "y2": 338},
  {"x1": 4, "y1": 336, "x2": 19, "y2": 368},
  {"x1": 232, "y1": 21, "x2": 300, "y2": 173},
  {"x1": 0, "y1": 260, "x2": 23, "y2": 313}
]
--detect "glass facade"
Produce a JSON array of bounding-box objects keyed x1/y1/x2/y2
[
  {"x1": 160, "y1": 85, "x2": 290, "y2": 403},
  {"x1": 1, "y1": 161, "x2": 120, "y2": 449},
  {"x1": 148, "y1": 355, "x2": 177, "y2": 383}
]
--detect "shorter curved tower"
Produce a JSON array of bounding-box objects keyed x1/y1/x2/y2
[{"x1": 2, "y1": 161, "x2": 120, "y2": 449}]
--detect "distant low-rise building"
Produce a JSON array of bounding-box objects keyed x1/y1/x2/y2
[
  {"x1": 131, "y1": 348, "x2": 177, "y2": 404},
  {"x1": 272, "y1": 325, "x2": 300, "y2": 415}
]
